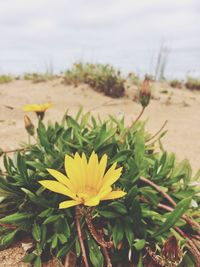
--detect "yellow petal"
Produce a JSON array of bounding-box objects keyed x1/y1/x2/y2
[
  {"x1": 84, "y1": 196, "x2": 100, "y2": 206},
  {"x1": 101, "y1": 190, "x2": 126, "y2": 200},
  {"x1": 65, "y1": 154, "x2": 82, "y2": 191},
  {"x1": 99, "y1": 154, "x2": 108, "y2": 178},
  {"x1": 74, "y1": 153, "x2": 86, "y2": 189},
  {"x1": 98, "y1": 186, "x2": 112, "y2": 199},
  {"x1": 87, "y1": 152, "x2": 99, "y2": 187},
  {"x1": 39, "y1": 180, "x2": 77, "y2": 199},
  {"x1": 47, "y1": 168, "x2": 75, "y2": 191},
  {"x1": 59, "y1": 200, "x2": 80, "y2": 209},
  {"x1": 101, "y1": 167, "x2": 123, "y2": 188}
]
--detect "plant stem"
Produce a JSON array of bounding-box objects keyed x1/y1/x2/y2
[
  {"x1": 140, "y1": 176, "x2": 176, "y2": 207},
  {"x1": 130, "y1": 106, "x2": 145, "y2": 128},
  {"x1": 158, "y1": 203, "x2": 200, "y2": 235},
  {"x1": 85, "y1": 215, "x2": 113, "y2": 248},
  {"x1": 101, "y1": 246, "x2": 112, "y2": 267},
  {"x1": 141, "y1": 177, "x2": 200, "y2": 234},
  {"x1": 28, "y1": 134, "x2": 31, "y2": 145},
  {"x1": 84, "y1": 209, "x2": 113, "y2": 266},
  {"x1": 2, "y1": 148, "x2": 27, "y2": 154},
  {"x1": 75, "y1": 206, "x2": 89, "y2": 267},
  {"x1": 0, "y1": 223, "x2": 17, "y2": 230},
  {"x1": 146, "y1": 120, "x2": 168, "y2": 142}
]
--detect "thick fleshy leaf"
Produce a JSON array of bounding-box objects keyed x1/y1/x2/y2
[{"x1": 39, "y1": 180, "x2": 76, "y2": 199}]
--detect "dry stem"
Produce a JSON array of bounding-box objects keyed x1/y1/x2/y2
[
  {"x1": 130, "y1": 106, "x2": 145, "y2": 128},
  {"x1": 84, "y1": 209, "x2": 113, "y2": 266},
  {"x1": 146, "y1": 120, "x2": 168, "y2": 142},
  {"x1": 75, "y1": 206, "x2": 89, "y2": 267}
]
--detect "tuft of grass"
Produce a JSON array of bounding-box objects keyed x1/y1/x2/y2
[
  {"x1": 185, "y1": 77, "x2": 200, "y2": 90},
  {"x1": 127, "y1": 72, "x2": 141, "y2": 86},
  {"x1": 23, "y1": 72, "x2": 57, "y2": 83},
  {"x1": 63, "y1": 62, "x2": 125, "y2": 98},
  {"x1": 170, "y1": 79, "x2": 183, "y2": 89},
  {"x1": 0, "y1": 75, "x2": 13, "y2": 84}
]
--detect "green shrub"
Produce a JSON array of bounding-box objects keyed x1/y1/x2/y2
[
  {"x1": 127, "y1": 72, "x2": 141, "y2": 86},
  {"x1": 0, "y1": 110, "x2": 199, "y2": 266},
  {"x1": 170, "y1": 79, "x2": 183, "y2": 89},
  {"x1": 185, "y1": 77, "x2": 200, "y2": 90},
  {"x1": 0, "y1": 75, "x2": 13, "y2": 84},
  {"x1": 63, "y1": 62, "x2": 125, "y2": 98}
]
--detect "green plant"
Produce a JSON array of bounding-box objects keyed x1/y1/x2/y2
[
  {"x1": 63, "y1": 62, "x2": 125, "y2": 98},
  {"x1": 185, "y1": 77, "x2": 200, "y2": 90},
  {"x1": 170, "y1": 80, "x2": 183, "y2": 89},
  {"x1": 127, "y1": 72, "x2": 141, "y2": 86},
  {"x1": 0, "y1": 75, "x2": 13, "y2": 84},
  {"x1": 0, "y1": 109, "x2": 199, "y2": 267},
  {"x1": 23, "y1": 72, "x2": 56, "y2": 83}
]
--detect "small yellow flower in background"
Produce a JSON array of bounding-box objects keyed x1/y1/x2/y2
[
  {"x1": 23, "y1": 103, "x2": 53, "y2": 120},
  {"x1": 39, "y1": 152, "x2": 126, "y2": 209}
]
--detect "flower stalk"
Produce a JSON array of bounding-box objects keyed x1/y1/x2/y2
[{"x1": 75, "y1": 206, "x2": 89, "y2": 267}]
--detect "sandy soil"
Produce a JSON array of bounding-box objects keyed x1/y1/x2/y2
[{"x1": 0, "y1": 79, "x2": 200, "y2": 266}]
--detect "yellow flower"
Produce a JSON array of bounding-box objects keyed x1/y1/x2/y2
[
  {"x1": 23, "y1": 103, "x2": 53, "y2": 119},
  {"x1": 23, "y1": 103, "x2": 53, "y2": 112},
  {"x1": 39, "y1": 152, "x2": 126, "y2": 209}
]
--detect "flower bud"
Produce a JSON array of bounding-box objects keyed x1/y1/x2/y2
[
  {"x1": 24, "y1": 115, "x2": 35, "y2": 136},
  {"x1": 139, "y1": 77, "x2": 151, "y2": 107},
  {"x1": 162, "y1": 236, "x2": 182, "y2": 264}
]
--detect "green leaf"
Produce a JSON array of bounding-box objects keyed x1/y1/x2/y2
[
  {"x1": 133, "y1": 239, "x2": 146, "y2": 251},
  {"x1": 57, "y1": 233, "x2": 68, "y2": 244},
  {"x1": 23, "y1": 253, "x2": 36, "y2": 263},
  {"x1": 51, "y1": 234, "x2": 58, "y2": 249},
  {"x1": 43, "y1": 215, "x2": 62, "y2": 224},
  {"x1": 109, "y1": 150, "x2": 132, "y2": 164},
  {"x1": 75, "y1": 237, "x2": 81, "y2": 257},
  {"x1": 38, "y1": 208, "x2": 53, "y2": 218},
  {"x1": 155, "y1": 197, "x2": 192, "y2": 237},
  {"x1": 17, "y1": 152, "x2": 28, "y2": 183},
  {"x1": 32, "y1": 223, "x2": 41, "y2": 242},
  {"x1": 108, "y1": 202, "x2": 127, "y2": 214},
  {"x1": 137, "y1": 253, "x2": 143, "y2": 267},
  {"x1": 0, "y1": 212, "x2": 34, "y2": 224},
  {"x1": 0, "y1": 230, "x2": 18, "y2": 248},
  {"x1": 34, "y1": 256, "x2": 42, "y2": 267},
  {"x1": 172, "y1": 159, "x2": 192, "y2": 187},
  {"x1": 87, "y1": 233, "x2": 103, "y2": 267},
  {"x1": 134, "y1": 130, "x2": 146, "y2": 173},
  {"x1": 112, "y1": 221, "x2": 124, "y2": 247},
  {"x1": 97, "y1": 210, "x2": 120, "y2": 218},
  {"x1": 124, "y1": 221, "x2": 134, "y2": 247}
]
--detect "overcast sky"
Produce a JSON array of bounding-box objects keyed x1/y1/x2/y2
[{"x1": 0, "y1": 0, "x2": 199, "y2": 77}]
